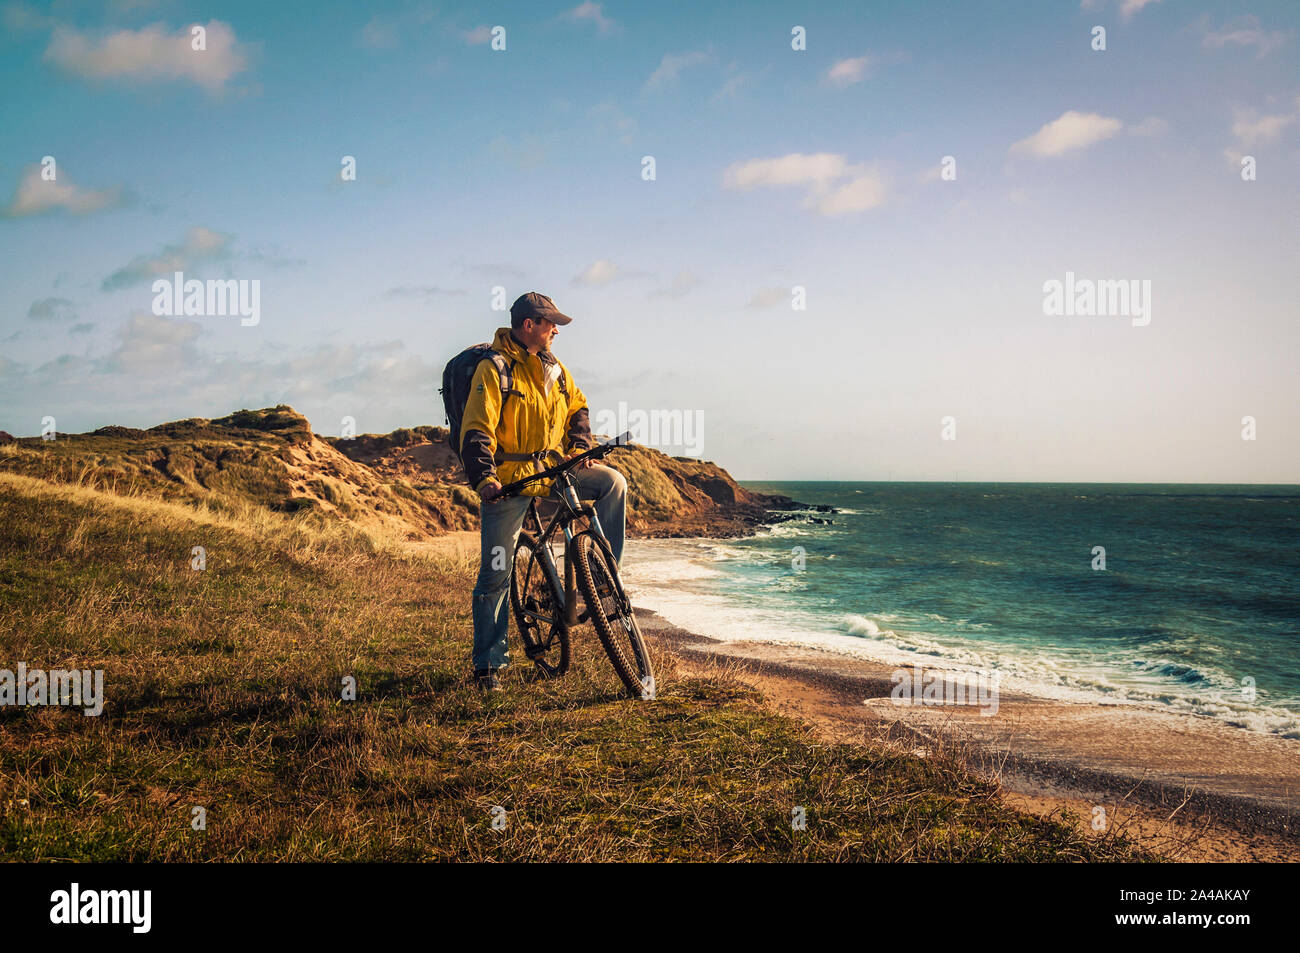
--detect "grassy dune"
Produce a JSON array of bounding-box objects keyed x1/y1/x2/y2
[{"x1": 0, "y1": 471, "x2": 1150, "y2": 861}]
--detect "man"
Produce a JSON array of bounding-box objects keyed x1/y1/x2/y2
[{"x1": 460, "y1": 292, "x2": 628, "y2": 691}]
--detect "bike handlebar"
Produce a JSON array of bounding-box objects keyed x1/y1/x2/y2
[{"x1": 489, "y1": 431, "x2": 634, "y2": 501}]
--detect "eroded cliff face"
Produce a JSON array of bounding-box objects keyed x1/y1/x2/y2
[
  {"x1": 324, "y1": 424, "x2": 814, "y2": 538},
  {"x1": 0, "y1": 406, "x2": 824, "y2": 543}
]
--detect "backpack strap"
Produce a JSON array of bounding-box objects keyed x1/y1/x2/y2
[
  {"x1": 484, "y1": 350, "x2": 520, "y2": 402},
  {"x1": 484, "y1": 350, "x2": 566, "y2": 467}
]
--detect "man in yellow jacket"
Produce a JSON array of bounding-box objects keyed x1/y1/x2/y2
[{"x1": 461, "y1": 292, "x2": 627, "y2": 690}]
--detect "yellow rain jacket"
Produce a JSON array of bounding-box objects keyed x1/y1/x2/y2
[{"x1": 459, "y1": 327, "x2": 594, "y2": 498}]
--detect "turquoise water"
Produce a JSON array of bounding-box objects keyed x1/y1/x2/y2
[{"x1": 622, "y1": 483, "x2": 1300, "y2": 736}]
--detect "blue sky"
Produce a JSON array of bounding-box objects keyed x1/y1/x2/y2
[{"x1": 1, "y1": 0, "x2": 1297, "y2": 481}]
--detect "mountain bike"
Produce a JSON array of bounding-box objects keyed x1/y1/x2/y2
[{"x1": 501, "y1": 432, "x2": 655, "y2": 700}]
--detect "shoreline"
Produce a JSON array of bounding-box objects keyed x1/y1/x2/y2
[{"x1": 635, "y1": 606, "x2": 1300, "y2": 861}]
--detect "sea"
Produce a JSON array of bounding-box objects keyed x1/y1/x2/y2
[{"x1": 621, "y1": 483, "x2": 1300, "y2": 737}]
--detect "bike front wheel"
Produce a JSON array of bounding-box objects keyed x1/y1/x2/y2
[
  {"x1": 572, "y1": 531, "x2": 655, "y2": 699},
  {"x1": 510, "y1": 532, "x2": 570, "y2": 678}
]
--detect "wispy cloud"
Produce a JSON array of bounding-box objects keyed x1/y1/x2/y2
[
  {"x1": 43, "y1": 21, "x2": 250, "y2": 94},
  {"x1": 27, "y1": 297, "x2": 76, "y2": 321},
  {"x1": 1, "y1": 164, "x2": 126, "y2": 219},
  {"x1": 649, "y1": 271, "x2": 702, "y2": 299},
  {"x1": 360, "y1": 6, "x2": 436, "y2": 49},
  {"x1": 713, "y1": 69, "x2": 753, "y2": 101},
  {"x1": 102, "y1": 226, "x2": 232, "y2": 291},
  {"x1": 1120, "y1": 0, "x2": 1161, "y2": 19},
  {"x1": 825, "y1": 50, "x2": 905, "y2": 87},
  {"x1": 1128, "y1": 116, "x2": 1169, "y2": 137},
  {"x1": 1200, "y1": 15, "x2": 1290, "y2": 58},
  {"x1": 589, "y1": 102, "x2": 637, "y2": 144},
  {"x1": 573, "y1": 260, "x2": 621, "y2": 286},
  {"x1": 108, "y1": 311, "x2": 202, "y2": 373},
  {"x1": 645, "y1": 49, "x2": 710, "y2": 90},
  {"x1": 359, "y1": 16, "x2": 400, "y2": 49},
  {"x1": 747, "y1": 287, "x2": 788, "y2": 310},
  {"x1": 1227, "y1": 103, "x2": 1297, "y2": 153},
  {"x1": 826, "y1": 55, "x2": 872, "y2": 86},
  {"x1": 562, "y1": 2, "x2": 617, "y2": 34},
  {"x1": 2, "y1": 1, "x2": 55, "y2": 31},
  {"x1": 0, "y1": 331, "x2": 446, "y2": 434},
  {"x1": 1080, "y1": 0, "x2": 1162, "y2": 19},
  {"x1": 1008, "y1": 110, "x2": 1123, "y2": 159},
  {"x1": 462, "y1": 25, "x2": 494, "y2": 45},
  {"x1": 382, "y1": 286, "x2": 466, "y2": 299}
]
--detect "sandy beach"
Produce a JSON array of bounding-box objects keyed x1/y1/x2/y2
[
  {"x1": 636, "y1": 607, "x2": 1300, "y2": 862},
  {"x1": 425, "y1": 526, "x2": 1300, "y2": 860}
]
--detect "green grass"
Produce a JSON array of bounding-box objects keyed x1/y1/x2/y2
[{"x1": 0, "y1": 473, "x2": 1152, "y2": 861}]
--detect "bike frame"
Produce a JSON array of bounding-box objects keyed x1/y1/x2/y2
[{"x1": 519, "y1": 465, "x2": 635, "y2": 631}]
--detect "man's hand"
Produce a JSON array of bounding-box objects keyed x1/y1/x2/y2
[
  {"x1": 480, "y1": 480, "x2": 503, "y2": 503},
  {"x1": 566, "y1": 451, "x2": 594, "y2": 470}
]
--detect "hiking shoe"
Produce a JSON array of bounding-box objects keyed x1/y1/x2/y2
[{"x1": 474, "y1": 669, "x2": 501, "y2": 691}]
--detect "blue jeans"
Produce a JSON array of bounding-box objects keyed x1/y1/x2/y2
[{"x1": 471, "y1": 464, "x2": 627, "y2": 672}]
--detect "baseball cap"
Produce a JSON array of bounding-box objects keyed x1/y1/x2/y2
[{"x1": 510, "y1": 291, "x2": 572, "y2": 326}]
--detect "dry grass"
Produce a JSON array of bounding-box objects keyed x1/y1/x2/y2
[{"x1": 0, "y1": 474, "x2": 1152, "y2": 861}]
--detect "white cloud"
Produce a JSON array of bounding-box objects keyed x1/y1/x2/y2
[
  {"x1": 1201, "y1": 16, "x2": 1289, "y2": 57},
  {"x1": 462, "y1": 25, "x2": 494, "y2": 45},
  {"x1": 102, "y1": 226, "x2": 232, "y2": 291},
  {"x1": 44, "y1": 21, "x2": 249, "y2": 94},
  {"x1": 645, "y1": 50, "x2": 710, "y2": 90},
  {"x1": 809, "y1": 171, "x2": 887, "y2": 216},
  {"x1": 572, "y1": 260, "x2": 621, "y2": 286},
  {"x1": 723, "y1": 153, "x2": 889, "y2": 217},
  {"x1": 563, "y1": 3, "x2": 616, "y2": 34},
  {"x1": 108, "y1": 311, "x2": 202, "y2": 373},
  {"x1": 1121, "y1": 0, "x2": 1161, "y2": 18},
  {"x1": 1009, "y1": 110, "x2": 1123, "y2": 159},
  {"x1": 1080, "y1": 0, "x2": 1161, "y2": 19},
  {"x1": 1229, "y1": 106, "x2": 1296, "y2": 149},
  {"x1": 827, "y1": 55, "x2": 872, "y2": 86},
  {"x1": 1, "y1": 164, "x2": 125, "y2": 219},
  {"x1": 722, "y1": 153, "x2": 849, "y2": 190}
]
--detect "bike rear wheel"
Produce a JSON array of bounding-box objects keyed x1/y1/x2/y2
[
  {"x1": 510, "y1": 532, "x2": 570, "y2": 677},
  {"x1": 572, "y1": 530, "x2": 654, "y2": 699}
]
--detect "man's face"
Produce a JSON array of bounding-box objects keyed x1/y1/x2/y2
[{"x1": 521, "y1": 316, "x2": 558, "y2": 351}]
